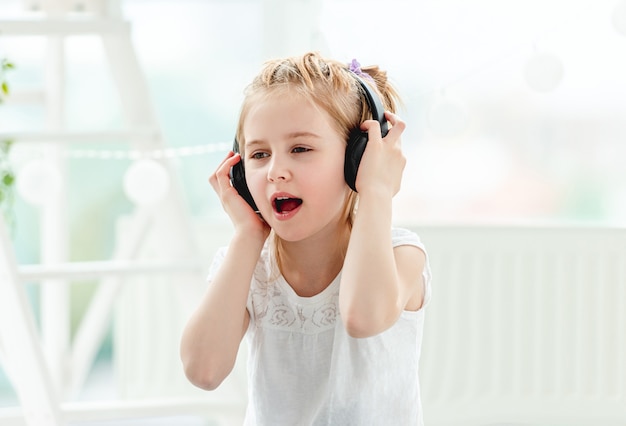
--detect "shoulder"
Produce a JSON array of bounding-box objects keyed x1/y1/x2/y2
[
  {"x1": 207, "y1": 241, "x2": 274, "y2": 283},
  {"x1": 391, "y1": 227, "x2": 426, "y2": 264},
  {"x1": 391, "y1": 227, "x2": 425, "y2": 250},
  {"x1": 392, "y1": 228, "x2": 431, "y2": 311}
]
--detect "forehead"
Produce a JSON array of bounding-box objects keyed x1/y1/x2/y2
[{"x1": 243, "y1": 92, "x2": 338, "y2": 141}]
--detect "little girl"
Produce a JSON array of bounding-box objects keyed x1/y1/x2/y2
[{"x1": 181, "y1": 52, "x2": 431, "y2": 425}]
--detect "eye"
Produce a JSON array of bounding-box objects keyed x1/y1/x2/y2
[
  {"x1": 250, "y1": 151, "x2": 269, "y2": 160},
  {"x1": 292, "y1": 146, "x2": 311, "y2": 154}
]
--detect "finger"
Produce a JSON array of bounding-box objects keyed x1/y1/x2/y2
[
  {"x1": 360, "y1": 119, "x2": 383, "y2": 142},
  {"x1": 218, "y1": 151, "x2": 239, "y2": 172},
  {"x1": 210, "y1": 151, "x2": 235, "y2": 178},
  {"x1": 382, "y1": 112, "x2": 406, "y2": 146},
  {"x1": 210, "y1": 152, "x2": 240, "y2": 190},
  {"x1": 224, "y1": 151, "x2": 242, "y2": 169},
  {"x1": 384, "y1": 112, "x2": 406, "y2": 134},
  {"x1": 218, "y1": 152, "x2": 243, "y2": 177}
]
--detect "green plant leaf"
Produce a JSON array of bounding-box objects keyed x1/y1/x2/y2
[
  {"x1": 0, "y1": 60, "x2": 15, "y2": 224},
  {"x1": 2, "y1": 172, "x2": 15, "y2": 186},
  {"x1": 0, "y1": 139, "x2": 13, "y2": 153}
]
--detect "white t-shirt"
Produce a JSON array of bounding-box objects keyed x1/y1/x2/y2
[{"x1": 208, "y1": 228, "x2": 432, "y2": 425}]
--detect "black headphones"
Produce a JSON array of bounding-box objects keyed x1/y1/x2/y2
[{"x1": 230, "y1": 75, "x2": 388, "y2": 211}]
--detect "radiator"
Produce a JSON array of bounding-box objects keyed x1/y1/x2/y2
[{"x1": 416, "y1": 226, "x2": 626, "y2": 426}]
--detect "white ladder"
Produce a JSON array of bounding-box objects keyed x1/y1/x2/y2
[
  {"x1": 0, "y1": 216, "x2": 64, "y2": 426},
  {"x1": 0, "y1": 0, "x2": 215, "y2": 424}
]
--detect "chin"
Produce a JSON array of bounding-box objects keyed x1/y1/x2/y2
[{"x1": 271, "y1": 228, "x2": 308, "y2": 243}]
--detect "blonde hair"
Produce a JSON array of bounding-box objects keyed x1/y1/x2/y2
[{"x1": 235, "y1": 52, "x2": 401, "y2": 273}]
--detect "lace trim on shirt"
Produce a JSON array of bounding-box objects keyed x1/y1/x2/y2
[{"x1": 250, "y1": 276, "x2": 340, "y2": 333}]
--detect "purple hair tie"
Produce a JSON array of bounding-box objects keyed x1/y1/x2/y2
[{"x1": 348, "y1": 59, "x2": 374, "y2": 82}]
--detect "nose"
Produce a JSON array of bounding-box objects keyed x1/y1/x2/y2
[{"x1": 267, "y1": 155, "x2": 291, "y2": 182}]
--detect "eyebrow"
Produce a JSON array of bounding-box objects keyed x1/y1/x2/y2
[
  {"x1": 244, "y1": 139, "x2": 265, "y2": 149},
  {"x1": 245, "y1": 131, "x2": 322, "y2": 149},
  {"x1": 285, "y1": 131, "x2": 322, "y2": 140}
]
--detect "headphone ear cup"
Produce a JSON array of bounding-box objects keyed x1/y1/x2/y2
[
  {"x1": 344, "y1": 129, "x2": 368, "y2": 192},
  {"x1": 344, "y1": 76, "x2": 387, "y2": 193},
  {"x1": 230, "y1": 161, "x2": 258, "y2": 211}
]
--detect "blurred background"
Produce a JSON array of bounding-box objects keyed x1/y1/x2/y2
[{"x1": 1, "y1": 0, "x2": 626, "y2": 423}]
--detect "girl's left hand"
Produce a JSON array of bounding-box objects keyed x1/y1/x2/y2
[{"x1": 355, "y1": 111, "x2": 407, "y2": 197}]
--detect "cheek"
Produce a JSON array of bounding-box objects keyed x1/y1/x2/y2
[
  {"x1": 306, "y1": 162, "x2": 349, "y2": 201},
  {"x1": 328, "y1": 159, "x2": 349, "y2": 192},
  {"x1": 318, "y1": 154, "x2": 347, "y2": 186}
]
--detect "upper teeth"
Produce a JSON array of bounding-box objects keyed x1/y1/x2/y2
[{"x1": 276, "y1": 197, "x2": 289, "y2": 201}]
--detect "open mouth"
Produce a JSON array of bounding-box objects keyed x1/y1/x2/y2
[{"x1": 274, "y1": 196, "x2": 303, "y2": 214}]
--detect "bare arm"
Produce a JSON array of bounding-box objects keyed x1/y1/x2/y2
[
  {"x1": 180, "y1": 152, "x2": 269, "y2": 390},
  {"x1": 339, "y1": 113, "x2": 425, "y2": 338},
  {"x1": 180, "y1": 233, "x2": 263, "y2": 390}
]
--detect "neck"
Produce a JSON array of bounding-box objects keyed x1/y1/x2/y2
[{"x1": 277, "y1": 224, "x2": 350, "y2": 297}]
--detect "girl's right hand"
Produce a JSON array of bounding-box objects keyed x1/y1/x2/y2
[{"x1": 209, "y1": 151, "x2": 271, "y2": 242}]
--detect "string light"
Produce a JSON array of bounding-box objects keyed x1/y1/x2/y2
[
  {"x1": 524, "y1": 51, "x2": 564, "y2": 93},
  {"x1": 16, "y1": 159, "x2": 61, "y2": 205},
  {"x1": 415, "y1": 1, "x2": 610, "y2": 132},
  {"x1": 65, "y1": 141, "x2": 232, "y2": 160},
  {"x1": 14, "y1": 142, "x2": 232, "y2": 206},
  {"x1": 123, "y1": 159, "x2": 170, "y2": 206}
]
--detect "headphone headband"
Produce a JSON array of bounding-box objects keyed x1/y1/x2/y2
[{"x1": 353, "y1": 76, "x2": 389, "y2": 138}]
